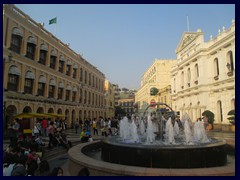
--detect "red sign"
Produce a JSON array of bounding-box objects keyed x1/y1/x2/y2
[{"x1": 150, "y1": 99, "x2": 156, "y2": 108}]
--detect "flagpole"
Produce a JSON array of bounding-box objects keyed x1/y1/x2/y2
[
  {"x1": 55, "y1": 17, "x2": 57, "y2": 36},
  {"x1": 55, "y1": 22, "x2": 57, "y2": 36},
  {"x1": 187, "y1": 15, "x2": 189, "y2": 32}
]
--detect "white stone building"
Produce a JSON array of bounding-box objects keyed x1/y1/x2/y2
[{"x1": 171, "y1": 20, "x2": 235, "y2": 126}]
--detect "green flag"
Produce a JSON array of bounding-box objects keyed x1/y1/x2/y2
[{"x1": 49, "y1": 17, "x2": 57, "y2": 25}]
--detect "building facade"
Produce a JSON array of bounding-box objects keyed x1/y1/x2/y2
[
  {"x1": 3, "y1": 4, "x2": 106, "y2": 130},
  {"x1": 135, "y1": 59, "x2": 177, "y2": 112},
  {"x1": 104, "y1": 80, "x2": 115, "y2": 118},
  {"x1": 171, "y1": 21, "x2": 235, "y2": 125}
]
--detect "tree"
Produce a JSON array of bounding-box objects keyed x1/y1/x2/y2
[
  {"x1": 202, "y1": 110, "x2": 215, "y2": 124},
  {"x1": 150, "y1": 87, "x2": 159, "y2": 96},
  {"x1": 115, "y1": 106, "x2": 126, "y2": 117},
  {"x1": 227, "y1": 109, "x2": 235, "y2": 125}
]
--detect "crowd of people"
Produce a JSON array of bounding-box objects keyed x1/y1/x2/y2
[{"x1": 4, "y1": 115, "x2": 122, "y2": 176}]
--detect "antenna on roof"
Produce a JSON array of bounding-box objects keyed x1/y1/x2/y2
[{"x1": 187, "y1": 15, "x2": 190, "y2": 32}]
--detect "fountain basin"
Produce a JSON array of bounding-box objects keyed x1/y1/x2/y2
[
  {"x1": 68, "y1": 140, "x2": 235, "y2": 176},
  {"x1": 101, "y1": 137, "x2": 227, "y2": 168}
]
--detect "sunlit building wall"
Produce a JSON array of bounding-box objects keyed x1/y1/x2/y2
[
  {"x1": 171, "y1": 21, "x2": 235, "y2": 126},
  {"x1": 3, "y1": 4, "x2": 106, "y2": 129}
]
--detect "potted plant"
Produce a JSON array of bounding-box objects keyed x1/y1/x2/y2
[{"x1": 202, "y1": 110, "x2": 215, "y2": 130}]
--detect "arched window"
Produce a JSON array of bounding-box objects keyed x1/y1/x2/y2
[
  {"x1": 8, "y1": 65, "x2": 20, "y2": 92},
  {"x1": 80, "y1": 68, "x2": 83, "y2": 82},
  {"x1": 214, "y1": 58, "x2": 219, "y2": 80},
  {"x1": 181, "y1": 71, "x2": 184, "y2": 89},
  {"x1": 217, "y1": 100, "x2": 223, "y2": 123},
  {"x1": 231, "y1": 99, "x2": 235, "y2": 110},
  {"x1": 66, "y1": 84, "x2": 72, "y2": 101},
  {"x1": 59, "y1": 55, "x2": 65, "y2": 73},
  {"x1": 26, "y1": 36, "x2": 36, "y2": 60},
  {"x1": 38, "y1": 75, "x2": 46, "y2": 96},
  {"x1": 49, "y1": 79, "x2": 56, "y2": 98},
  {"x1": 226, "y1": 51, "x2": 234, "y2": 76},
  {"x1": 187, "y1": 68, "x2": 191, "y2": 87},
  {"x1": 10, "y1": 27, "x2": 23, "y2": 54},
  {"x1": 24, "y1": 71, "x2": 35, "y2": 94},
  {"x1": 194, "y1": 64, "x2": 199, "y2": 84},
  {"x1": 50, "y1": 50, "x2": 57, "y2": 69},
  {"x1": 58, "y1": 81, "x2": 64, "y2": 99},
  {"x1": 39, "y1": 44, "x2": 48, "y2": 65},
  {"x1": 66, "y1": 60, "x2": 72, "y2": 76}
]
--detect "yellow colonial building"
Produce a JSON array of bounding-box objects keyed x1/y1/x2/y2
[
  {"x1": 171, "y1": 20, "x2": 235, "y2": 127},
  {"x1": 135, "y1": 59, "x2": 177, "y2": 112},
  {"x1": 104, "y1": 80, "x2": 115, "y2": 118},
  {"x1": 3, "y1": 4, "x2": 106, "y2": 129}
]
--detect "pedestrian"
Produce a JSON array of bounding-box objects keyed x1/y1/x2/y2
[
  {"x1": 74, "y1": 120, "x2": 79, "y2": 133},
  {"x1": 41, "y1": 118, "x2": 48, "y2": 137},
  {"x1": 35, "y1": 160, "x2": 50, "y2": 176},
  {"x1": 77, "y1": 167, "x2": 90, "y2": 176},
  {"x1": 92, "y1": 118, "x2": 98, "y2": 136},
  {"x1": 47, "y1": 121, "x2": 55, "y2": 149},
  {"x1": 49, "y1": 167, "x2": 63, "y2": 176}
]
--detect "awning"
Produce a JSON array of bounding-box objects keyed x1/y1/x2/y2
[
  {"x1": 9, "y1": 65, "x2": 21, "y2": 75},
  {"x1": 73, "y1": 64, "x2": 78, "y2": 69},
  {"x1": 49, "y1": 79, "x2": 56, "y2": 86},
  {"x1": 40, "y1": 44, "x2": 48, "y2": 51},
  {"x1": 51, "y1": 50, "x2": 56, "y2": 56},
  {"x1": 39, "y1": 75, "x2": 46, "y2": 83},
  {"x1": 25, "y1": 71, "x2": 35, "y2": 79},
  {"x1": 72, "y1": 86, "x2": 78, "y2": 92},
  {"x1": 27, "y1": 36, "x2": 36, "y2": 44},
  {"x1": 66, "y1": 84, "x2": 72, "y2": 90},
  {"x1": 66, "y1": 60, "x2": 72, "y2": 65},
  {"x1": 59, "y1": 55, "x2": 65, "y2": 62},
  {"x1": 58, "y1": 82, "x2": 64, "y2": 88},
  {"x1": 12, "y1": 27, "x2": 23, "y2": 37},
  {"x1": 14, "y1": 113, "x2": 55, "y2": 119}
]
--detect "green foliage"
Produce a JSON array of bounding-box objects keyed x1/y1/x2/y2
[
  {"x1": 227, "y1": 109, "x2": 235, "y2": 125},
  {"x1": 150, "y1": 87, "x2": 159, "y2": 96},
  {"x1": 115, "y1": 106, "x2": 126, "y2": 117},
  {"x1": 202, "y1": 110, "x2": 215, "y2": 124}
]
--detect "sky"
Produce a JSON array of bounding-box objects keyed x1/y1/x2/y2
[{"x1": 15, "y1": 4, "x2": 235, "y2": 90}]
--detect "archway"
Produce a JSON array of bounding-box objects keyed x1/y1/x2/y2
[{"x1": 21, "y1": 106, "x2": 32, "y2": 131}]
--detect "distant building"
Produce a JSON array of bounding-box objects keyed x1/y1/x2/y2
[
  {"x1": 171, "y1": 22, "x2": 235, "y2": 127},
  {"x1": 3, "y1": 4, "x2": 105, "y2": 130},
  {"x1": 104, "y1": 80, "x2": 115, "y2": 118},
  {"x1": 118, "y1": 91, "x2": 135, "y2": 116},
  {"x1": 135, "y1": 59, "x2": 177, "y2": 112}
]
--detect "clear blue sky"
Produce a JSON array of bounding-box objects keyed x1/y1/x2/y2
[{"x1": 16, "y1": 4, "x2": 235, "y2": 90}]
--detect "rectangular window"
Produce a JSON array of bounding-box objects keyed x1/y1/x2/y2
[
  {"x1": 7, "y1": 74, "x2": 18, "y2": 91},
  {"x1": 26, "y1": 44, "x2": 35, "y2": 60},
  {"x1": 38, "y1": 83, "x2": 45, "y2": 96},
  {"x1": 24, "y1": 79, "x2": 33, "y2": 94},
  {"x1": 59, "y1": 61, "x2": 64, "y2": 73},
  {"x1": 58, "y1": 88, "x2": 63, "y2": 99},
  {"x1": 49, "y1": 86, "x2": 54, "y2": 98},
  {"x1": 50, "y1": 56, "x2": 56, "y2": 69},
  {"x1": 39, "y1": 50, "x2": 47, "y2": 65}
]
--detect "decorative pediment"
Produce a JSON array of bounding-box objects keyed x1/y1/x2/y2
[{"x1": 176, "y1": 32, "x2": 198, "y2": 53}]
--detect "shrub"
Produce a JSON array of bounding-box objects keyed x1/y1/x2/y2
[
  {"x1": 227, "y1": 109, "x2": 235, "y2": 125},
  {"x1": 202, "y1": 110, "x2": 215, "y2": 124}
]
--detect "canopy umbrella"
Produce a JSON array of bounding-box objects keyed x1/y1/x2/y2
[
  {"x1": 14, "y1": 113, "x2": 55, "y2": 119},
  {"x1": 14, "y1": 113, "x2": 36, "y2": 119}
]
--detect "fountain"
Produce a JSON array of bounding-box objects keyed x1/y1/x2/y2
[{"x1": 68, "y1": 103, "x2": 234, "y2": 175}]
